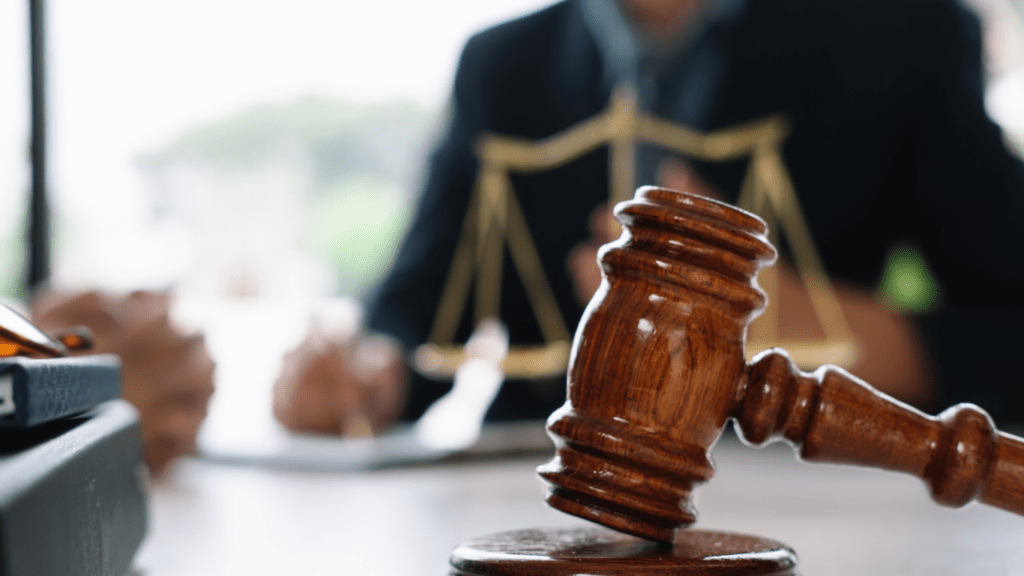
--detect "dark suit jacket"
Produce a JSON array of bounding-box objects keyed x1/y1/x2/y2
[{"x1": 365, "y1": 0, "x2": 1024, "y2": 422}]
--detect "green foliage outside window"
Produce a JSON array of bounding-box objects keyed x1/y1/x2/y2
[{"x1": 139, "y1": 96, "x2": 436, "y2": 296}]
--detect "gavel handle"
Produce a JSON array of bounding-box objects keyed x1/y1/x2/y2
[{"x1": 735, "y1": 348, "x2": 1024, "y2": 514}]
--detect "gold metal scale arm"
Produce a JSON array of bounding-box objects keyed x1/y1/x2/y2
[{"x1": 413, "y1": 84, "x2": 856, "y2": 379}]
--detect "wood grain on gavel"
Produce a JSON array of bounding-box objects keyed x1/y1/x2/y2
[{"x1": 538, "y1": 186, "x2": 1024, "y2": 543}]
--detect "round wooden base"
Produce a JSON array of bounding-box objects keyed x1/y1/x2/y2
[{"x1": 449, "y1": 526, "x2": 797, "y2": 575}]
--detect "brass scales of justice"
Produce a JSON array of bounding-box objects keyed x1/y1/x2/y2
[{"x1": 411, "y1": 84, "x2": 858, "y2": 380}]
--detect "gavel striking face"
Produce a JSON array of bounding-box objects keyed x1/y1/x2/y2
[{"x1": 538, "y1": 186, "x2": 1024, "y2": 543}]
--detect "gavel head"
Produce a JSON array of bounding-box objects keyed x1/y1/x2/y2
[{"x1": 538, "y1": 186, "x2": 778, "y2": 543}]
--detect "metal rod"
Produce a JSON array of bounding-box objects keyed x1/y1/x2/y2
[{"x1": 28, "y1": 0, "x2": 50, "y2": 293}]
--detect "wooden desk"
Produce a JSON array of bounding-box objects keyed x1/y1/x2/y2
[{"x1": 132, "y1": 429, "x2": 1024, "y2": 575}]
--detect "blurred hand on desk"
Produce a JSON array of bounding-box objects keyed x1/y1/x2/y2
[
  {"x1": 31, "y1": 290, "x2": 215, "y2": 474},
  {"x1": 272, "y1": 328, "x2": 406, "y2": 436}
]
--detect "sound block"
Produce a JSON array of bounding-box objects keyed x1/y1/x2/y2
[{"x1": 449, "y1": 526, "x2": 797, "y2": 575}]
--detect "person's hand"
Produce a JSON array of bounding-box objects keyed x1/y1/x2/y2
[
  {"x1": 30, "y1": 290, "x2": 215, "y2": 474},
  {"x1": 747, "y1": 259, "x2": 936, "y2": 408},
  {"x1": 272, "y1": 328, "x2": 407, "y2": 436}
]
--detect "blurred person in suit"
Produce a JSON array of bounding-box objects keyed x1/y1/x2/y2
[{"x1": 273, "y1": 0, "x2": 1024, "y2": 435}]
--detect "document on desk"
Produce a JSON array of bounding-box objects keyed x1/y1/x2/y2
[
  {"x1": 198, "y1": 418, "x2": 552, "y2": 471},
  {"x1": 199, "y1": 318, "x2": 554, "y2": 471}
]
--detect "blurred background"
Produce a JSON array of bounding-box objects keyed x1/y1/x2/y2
[
  {"x1": 2, "y1": 0, "x2": 560, "y2": 299},
  {"x1": 1, "y1": 0, "x2": 553, "y2": 449},
  {"x1": 1, "y1": 0, "x2": 1023, "y2": 450}
]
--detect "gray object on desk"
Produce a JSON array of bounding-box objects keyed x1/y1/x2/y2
[{"x1": 0, "y1": 400, "x2": 148, "y2": 576}]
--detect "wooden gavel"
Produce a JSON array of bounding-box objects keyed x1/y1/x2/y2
[{"x1": 538, "y1": 186, "x2": 1024, "y2": 543}]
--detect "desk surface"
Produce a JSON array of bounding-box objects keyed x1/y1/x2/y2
[{"x1": 133, "y1": 428, "x2": 1024, "y2": 576}]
